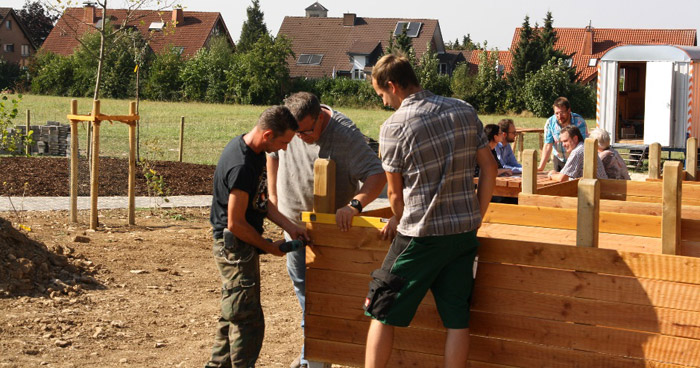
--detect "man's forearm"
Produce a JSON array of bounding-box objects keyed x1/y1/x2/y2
[
  {"x1": 353, "y1": 172, "x2": 387, "y2": 208},
  {"x1": 538, "y1": 144, "x2": 553, "y2": 170}
]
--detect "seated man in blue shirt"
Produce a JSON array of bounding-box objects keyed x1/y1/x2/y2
[{"x1": 494, "y1": 119, "x2": 522, "y2": 174}]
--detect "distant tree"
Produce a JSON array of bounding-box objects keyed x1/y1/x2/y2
[
  {"x1": 237, "y1": 0, "x2": 269, "y2": 53},
  {"x1": 462, "y1": 34, "x2": 480, "y2": 51},
  {"x1": 227, "y1": 34, "x2": 293, "y2": 105},
  {"x1": 385, "y1": 25, "x2": 415, "y2": 64},
  {"x1": 509, "y1": 16, "x2": 543, "y2": 92},
  {"x1": 415, "y1": 42, "x2": 451, "y2": 96},
  {"x1": 522, "y1": 59, "x2": 595, "y2": 117},
  {"x1": 143, "y1": 46, "x2": 183, "y2": 101},
  {"x1": 16, "y1": 1, "x2": 58, "y2": 47},
  {"x1": 539, "y1": 11, "x2": 576, "y2": 78}
]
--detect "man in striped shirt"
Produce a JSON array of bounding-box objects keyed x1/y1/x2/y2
[
  {"x1": 363, "y1": 53, "x2": 497, "y2": 368},
  {"x1": 547, "y1": 125, "x2": 608, "y2": 181}
]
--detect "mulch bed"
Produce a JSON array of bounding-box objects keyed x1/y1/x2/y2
[{"x1": 1, "y1": 156, "x2": 214, "y2": 197}]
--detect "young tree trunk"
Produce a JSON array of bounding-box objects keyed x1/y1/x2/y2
[{"x1": 88, "y1": 0, "x2": 108, "y2": 167}]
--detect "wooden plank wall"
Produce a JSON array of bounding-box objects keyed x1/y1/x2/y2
[{"x1": 303, "y1": 217, "x2": 700, "y2": 367}]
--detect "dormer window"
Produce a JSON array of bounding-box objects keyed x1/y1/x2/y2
[
  {"x1": 588, "y1": 58, "x2": 598, "y2": 67},
  {"x1": 6, "y1": 20, "x2": 11, "y2": 30},
  {"x1": 297, "y1": 54, "x2": 323, "y2": 65},
  {"x1": 149, "y1": 22, "x2": 165, "y2": 31}
]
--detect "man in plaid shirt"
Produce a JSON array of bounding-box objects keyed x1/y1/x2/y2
[
  {"x1": 547, "y1": 125, "x2": 608, "y2": 181},
  {"x1": 363, "y1": 54, "x2": 497, "y2": 367}
]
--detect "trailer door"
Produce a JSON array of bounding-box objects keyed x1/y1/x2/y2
[{"x1": 644, "y1": 62, "x2": 675, "y2": 146}]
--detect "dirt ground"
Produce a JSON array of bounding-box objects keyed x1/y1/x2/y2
[{"x1": 0, "y1": 207, "x2": 317, "y2": 368}]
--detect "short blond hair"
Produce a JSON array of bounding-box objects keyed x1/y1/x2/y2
[{"x1": 372, "y1": 54, "x2": 420, "y2": 90}]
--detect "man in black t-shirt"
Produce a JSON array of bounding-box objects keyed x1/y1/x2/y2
[{"x1": 206, "y1": 106, "x2": 308, "y2": 368}]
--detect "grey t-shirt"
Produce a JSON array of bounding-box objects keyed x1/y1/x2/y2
[{"x1": 271, "y1": 105, "x2": 384, "y2": 225}]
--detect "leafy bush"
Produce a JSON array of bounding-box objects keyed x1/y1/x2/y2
[
  {"x1": 30, "y1": 51, "x2": 74, "y2": 96},
  {"x1": 522, "y1": 59, "x2": 595, "y2": 117},
  {"x1": 181, "y1": 36, "x2": 234, "y2": 103},
  {"x1": 0, "y1": 59, "x2": 21, "y2": 91},
  {"x1": 143, "y1": 47, "x2": 184, "y2": 101},
  {"x1": 288, "y1": 77, "x2": 381, "y2": 108},
  {"x1": 226, "y1": 34, "x2": 293, "y2": 105}
]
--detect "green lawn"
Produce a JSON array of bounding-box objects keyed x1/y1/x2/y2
[{"x1": 5, "y1": 94, "x2": 593, "y2": 166}]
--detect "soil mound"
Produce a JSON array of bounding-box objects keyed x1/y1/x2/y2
[{"x1": 0, "y1": 217, "x2": 100, "y2": 297}]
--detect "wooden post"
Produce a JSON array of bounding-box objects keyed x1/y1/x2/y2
[
  {"x1": 583, "y1": 138, "x2": 598, "y2": 179},
  {"x1": 90, "y1": 100, "x2": 101, "y2": 230},
  {"x1": 179, "y1": 116, "x2": 185, "y2": 162},
  {"x1": 69, "y1": 100, "x2": 78, "y2": 223},
  {"x1": 662, "y1": 161, "x2": 682, "y2": 255},
  {"x1": 25, "y1": 109, "x2": 30, "y2": 156},
  {"x1": 687, "y1": 137, "x2": 698, "y2": 181},
  {"x1": 576, "y1": 178, "x2": 600, "y2": 248},
  {"x1": 522, "y1": 149, "x2": 538, "y2": 195},
  {"x1": 128, "y1": 102, "x2": 137, "y2": 225},
  {"x1": 313, "y1": 159, "x2": 336, "y2": 213},
  {"x1": 649, "y1": 143, "x2": 661, "y2": 179}
]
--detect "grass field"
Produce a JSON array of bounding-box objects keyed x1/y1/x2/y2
[{"x1": 5, "y1": 94, "x2": 591, "y2": 165}]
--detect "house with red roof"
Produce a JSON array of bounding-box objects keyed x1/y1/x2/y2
[
  {"x1": 277, "y1": 3, "x2": 450, "y2": 79},
  {"x1": 0, "y1": 7, "x2": 37, "y2": 67},
  {"x1": 506, "y1": 25, "x2": 697, "y2": 84},
  {"x1": 41, "y1": 4, "x2": 234, "y2": 58}
]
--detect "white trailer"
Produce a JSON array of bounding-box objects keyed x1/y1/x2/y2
[{"x1": 596, "y1": 45, "x2": 700, "y2": 150}]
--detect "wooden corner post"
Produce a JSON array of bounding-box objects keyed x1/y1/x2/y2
[
  {"x1": 90, "y1": 100, "x2": 101, "y2": 230},
  {"x1": 522, "y1": 149, "x2": 538, "y2": 195},
  {"x1": 69, "y1": 100, "x2": 79, "y2": 223},
  {"x1": 649, "y1": 143, "x2": 662, "y2": 180},
  {"x1": 583, "y1": 138, "x2": 598, "y2": 179},
  {"x1": 128, "y1": 102, "x2": 137, "y2": 225},
  {"x1": 662, "y1": 161, "x2": 682, "y2": 255},
  {"x1": 687, "y1": 137, "x2": 698, "y2": 181},
  {"x1": 576, "y1": 178, "x2": 600, "y2": 248},
  {"x1": 313, "y1": 159, "x2": 336, "y2": 213}
]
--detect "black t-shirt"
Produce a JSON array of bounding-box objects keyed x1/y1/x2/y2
[{"x1": 210, "y1": 134, "x2": 268, "y2": 239}]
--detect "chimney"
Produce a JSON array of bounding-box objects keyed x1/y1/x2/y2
[
  {"x1": 581, "y1": 24, "x2": 594, "y2": 55},
  {"x1": 343, "y1": 13, "x2": 356, "y2": 27},
  {"x1": 172, "y1": 7, "x2": 184, "y2": 27},
  {"x1": 83, "y1": 2, "x2": 96, "y2": 24}
]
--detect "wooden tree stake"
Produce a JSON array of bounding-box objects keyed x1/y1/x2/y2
[
  {"x1": 128, "y1": 102, "x2": 137, "y2": 225},
  {"x1": 70, "y1": 100, "x2": 78, "y2": 223},
  {"x1": 687, "y1": 137, "x2": 698, "y2": 181}
]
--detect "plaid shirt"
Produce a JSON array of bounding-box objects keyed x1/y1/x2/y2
[
  {"x1": 560, "y1": 142, "x2": 608, "y2": 179},
  {"x1": 380, "y1": 90, "x2": 488, "y2": 237}
]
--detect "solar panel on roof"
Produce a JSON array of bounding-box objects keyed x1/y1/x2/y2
[
  {"x1": 393, "y1": 22, "x2": 422, "y2": 38},
  {"x1": 297, "y1": 54, "x2": 323, "y2": 65},
  {"x1": 406, "y1": 22, "x2": 422, "y2": 38}
]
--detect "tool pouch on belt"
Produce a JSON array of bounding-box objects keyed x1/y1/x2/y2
[{"x1": 363, "y1": 268, "x2": 406, "y2": 320}]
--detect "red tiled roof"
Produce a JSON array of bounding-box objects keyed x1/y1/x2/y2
[
  {"x1": 0, "y1": 8, "x2": 12, "y2": 19},
  {"x1": 42, "y1": 7, "x2": 233, "y2": 58},
  {"x1": 468, "y1": 50, "x2": 512, "y2": 75},
  {"x1": 508, "y1": 27, "x2": 697, "y2": 83},
  {"x1": 278, "y1": 16, "x2": 441, "y2": 78}
]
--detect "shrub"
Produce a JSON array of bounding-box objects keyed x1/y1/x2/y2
[
  {"x1": 0, "y1": 59, "x2": 21, "y2": 91},
  {"x1": 288, "y1": 77, "x2": 381, "y2": 108},
  {"x1": 144, "y1": 47, "x2": 184, "y2": 101},
  {"x1": 522, "y1": 59, "x2": 595, "y2": 117},
  {"x1": 30, "y1": 52, "x2": 74, "y2": 96}
]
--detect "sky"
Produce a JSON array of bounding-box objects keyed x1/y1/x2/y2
[{"x1": 6, "y1": 0, "x2": 700, "y2": 50}]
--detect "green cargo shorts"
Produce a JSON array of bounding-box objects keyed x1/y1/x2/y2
[{"x1": 364, "y1": 230, "x2": 479, "y2": 329}]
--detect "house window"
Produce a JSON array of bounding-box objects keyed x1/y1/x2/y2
[
  {"x1": 172, "y1": 47, "x2": 184, "y2": 55},
  {"x1": 4, "y1": 44, "x2": 14, "y2": 53},
  {"x1": 21, "y1": 44, "x2": 30, "y2": 57},
  {"x1": 565, "y1": 58, "x2": 573, "y2": 67},
  {"x1": 438, "y1": 63, "x2": 447, "y2": 75},
  {"x1": 5, "y1": 20, "x2": 11, "y2": 30},
  {"x1": 352, "y1": 69, "x2": 365, "y2": 80},
  {"x1": 297, "y1": 54, "x2": 323, "y2": 65},
  {"x1": 588, "y1": 58, "x2": 598, "y2": 67}
]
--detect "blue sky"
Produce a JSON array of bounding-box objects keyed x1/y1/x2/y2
[{"x1": 8, "y1": 0, "x2": 700, "y2": 50}]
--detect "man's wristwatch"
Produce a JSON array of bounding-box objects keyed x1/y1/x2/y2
[{"x1": 349, "y1": 199, "x2": 363, "y2": 213}]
